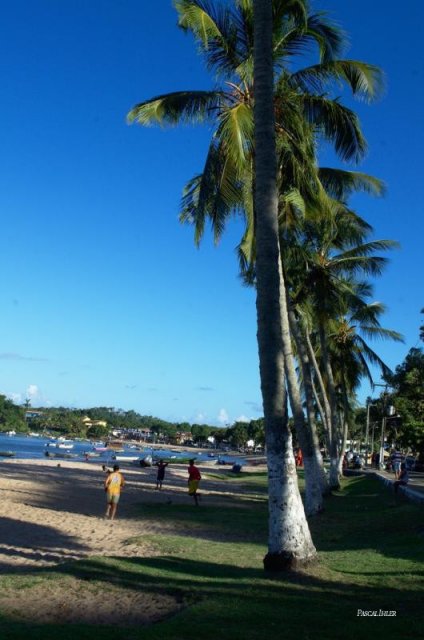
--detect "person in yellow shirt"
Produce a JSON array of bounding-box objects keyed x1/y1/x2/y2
[{"x1": 104, "y1": 464, "x2": 125, "y2": 520}]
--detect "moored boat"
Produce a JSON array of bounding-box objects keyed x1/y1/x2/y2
[
  {"x1": 45, "y1": 451, "x2": 77, "y2": 459},
  {"x1": 46, "y1": 442, "x2": 74, "y2": 450},
  {"x1": 0, "y1": 450, "x2": 16, "y2": 457}
]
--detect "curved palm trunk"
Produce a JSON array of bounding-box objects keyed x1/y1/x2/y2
[
  {"x1": 305, "y1": 329, "x2": 332, "y2": 438},
  {"x1": 337, "y1": 385, "x2": 350, "y2": 476},
  {"x1": 305, "y1": 328, "x2": 332, "y2": 458},
  {"x1": 253, "y1": 0, "x2": 316, "y2": 570},
  {"x1": 338, "y1": 417, "x2": 349, "y2": 476},
  {"x1": 288, "y1": 308, "x2": 329, "y2": 499},
  {"x1": 281, "y1": 292, "x2": 326, "y2": 515},
  {"x1": 317, "y1": 324, "x2": 341, "y2": 489}
]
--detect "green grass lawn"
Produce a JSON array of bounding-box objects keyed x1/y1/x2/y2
[{"x1": 0, "y1": 473, "x2": 423, "y2": 640}]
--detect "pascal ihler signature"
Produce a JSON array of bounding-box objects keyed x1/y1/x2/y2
[{"x1": 357, "y1": 610, "x2": 396, "y2": 617}]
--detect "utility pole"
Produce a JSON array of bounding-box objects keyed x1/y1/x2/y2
[
  {"x1": 365, "y1": 398, "x2": 371, "y2": 467},
  {"x1": 373, "y1": 383, "x2": 389, "y2": 470}
]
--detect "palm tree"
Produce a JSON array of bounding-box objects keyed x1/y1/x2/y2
[
  {"x1": 327, "y1": 297, "x2": 403, "y2": 472},
  {"x1": 127, "y1": 0, "x2": 383, "y2": 558},
  {"x1": 253, "y1": 0, "x2": 316, "y2": 570},
  {"x1": 289, "y1": 204, "x2": 401, "y2": 487}
]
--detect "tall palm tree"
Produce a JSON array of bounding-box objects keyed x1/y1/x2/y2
[
  {"x1": 327, "y1": 297, "x2": 403, "y2": 473},
  {"x1": 253, "y1": 0, "x2": 316, "y2": 569},
  {"x1": 127, "y1": 0, "x2": 383, "y2": 555},
  {"x1": 290, "y1": 208, "x2": 401, "y2": 487},
  {"x1": 148, "y1": 1, "x2": 379, "y2": 514}
]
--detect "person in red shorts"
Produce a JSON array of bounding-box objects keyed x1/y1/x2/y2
[{"x1": 187, "y1": 459, "x2": 201, "y2": 506}]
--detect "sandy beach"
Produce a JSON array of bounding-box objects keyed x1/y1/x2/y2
[
  {"x1": 0, "y1": 457, "x2": 264, "y2": 625},
  {"x1": 0, "y1": 458, "x2": 226, "y2": 570}
]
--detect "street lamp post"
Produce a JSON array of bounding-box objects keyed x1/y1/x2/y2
[
  {"x1": 373, "y1": 384, "x2": 389, "y2": 470},
  {"x1": 379, "y1": 412, "x2": 386, "y2": 470},
  {"x1": 370, "y1": 420, "x2": 377, "y2": 464},
  {"x1": 364, "y1": 398, "x2": 371, "y2": 467}
]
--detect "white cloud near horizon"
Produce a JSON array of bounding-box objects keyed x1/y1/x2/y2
[
  {"x1": 193, "y1": 412, "x2": 207, "y2": 423},
  {"x1": 217, "y1": 408, "x2": 229, "y2": 425},
  {"x1": 27, "y1": 384, "x2": 39, "y2": 397}
]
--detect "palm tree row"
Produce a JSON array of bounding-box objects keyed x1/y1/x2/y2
[{"x1": 128, "y1": 0, "x2": 400, "y2": 568}]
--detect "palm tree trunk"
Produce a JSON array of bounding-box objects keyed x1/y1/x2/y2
[
  {"x1": 305, "y1": 328, "x2": 332, "y2": 439},
  {"x1": 253, "y1": 0, "x2": 316, "y2": 570},
  {"x1": 288, "y1": 307, "x2": 329, "y2": 500},
  {"x1": 317, "y1": 324, "x2": 341, "y2": 489},
  {"x1": 337, "y1": 386, "x2": 350, "y2": 476},
  {"x1": 281, "y1": 294, "x2": 326, "y2": 514}
]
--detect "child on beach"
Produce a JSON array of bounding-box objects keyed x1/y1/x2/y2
[
  {"x1": 155, "y1": 459, "x2": 169, "y2": 490},
  {"x1": 104, "y1": 464, "x2": 125, "y2": 520},
  {"x1": 187, "y1": 459, "x2": 201, "y2": 506}
]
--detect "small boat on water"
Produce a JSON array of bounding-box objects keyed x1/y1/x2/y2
[
  {"x1": 0, "y1": 450, "x2": 16, "y2": 457},
  {"x1": 45, "y1": 451, "x2": 77, "y2": 459},
  {"x1": 112, "y1": 455, "x2": 140, "y2": 462},
  {"x1": 46, "y1": 442, "x2": 74, "y2": 449},
  {"x1": 94, "y1": 446, "x2": 108, "y2": 452}
]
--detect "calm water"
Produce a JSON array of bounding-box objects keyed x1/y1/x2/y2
[{"x1": 0, "y1": 434, "x2": 242, "y2": 465}]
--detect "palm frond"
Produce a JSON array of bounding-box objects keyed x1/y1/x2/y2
[
  {"x1": 279, "y1": 188, "x2": 306, "y2": 230},
  {"x1": 174, "y1": 0, "x2": 245, "y2": 78},
  {"x1": 354, "y1": 335, "x2": 394, "y2": 377},
  {"x1": 305, "y1": 12, "x2": 347, "y2": 62},
  {"x1": 278, "y1": 11, "x2": 346, "y2": 62},
  {"x1": 356, "y1": 325, "x2": 404, "y2": 343},
  {"x1": 335, "y1": 240, "x2": 399, "y2": 259},
  {"x1": 330, "y1": 255, "x2": 389, "y2": 278},
  {"x1": 291, "y1": 60, "x2": 384, "y2": 102},
  {"x1": 301, "y1": 95, "x2": 367, "y2": 162},
  {"x1": 175, "y1": 0, "x2": 222, "y2": 39},
  {"x1": 127, "y1": 91, "x2": 224, "y2": 126},
  {"x1": 237, "y1": 178, "x2": 256, "y2": 279},
  {"x1": 215, "y1": 102, "x2": 254, "y2": 170},
  {"x1": 318, "y1": 168, "x2": 385, "y2": 200},
  {"x1": 179, "y1": 138, "x2": 245, "y2": 246}
]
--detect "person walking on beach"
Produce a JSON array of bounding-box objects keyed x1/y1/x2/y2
[
  {"x1": 155, "y1": 459, "x2": 168, "y2": 490},
  {"x1": 104, "y1": 464, "x2": 125, "y2": 520},
  {"x1": 188, "y1": 459, "x2": 201, "y2": 506}
]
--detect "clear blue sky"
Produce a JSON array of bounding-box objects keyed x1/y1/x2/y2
[{"x1": 0, "y1": 1, "x2": 422, "y2": 425}]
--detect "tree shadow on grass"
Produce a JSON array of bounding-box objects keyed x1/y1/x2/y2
[
  {"x1": 309, "y1": 475, "x2": 424, "y2": 565},
  {"x1": 48, "y1": 554, "x2": 423, "y2": 639}
]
